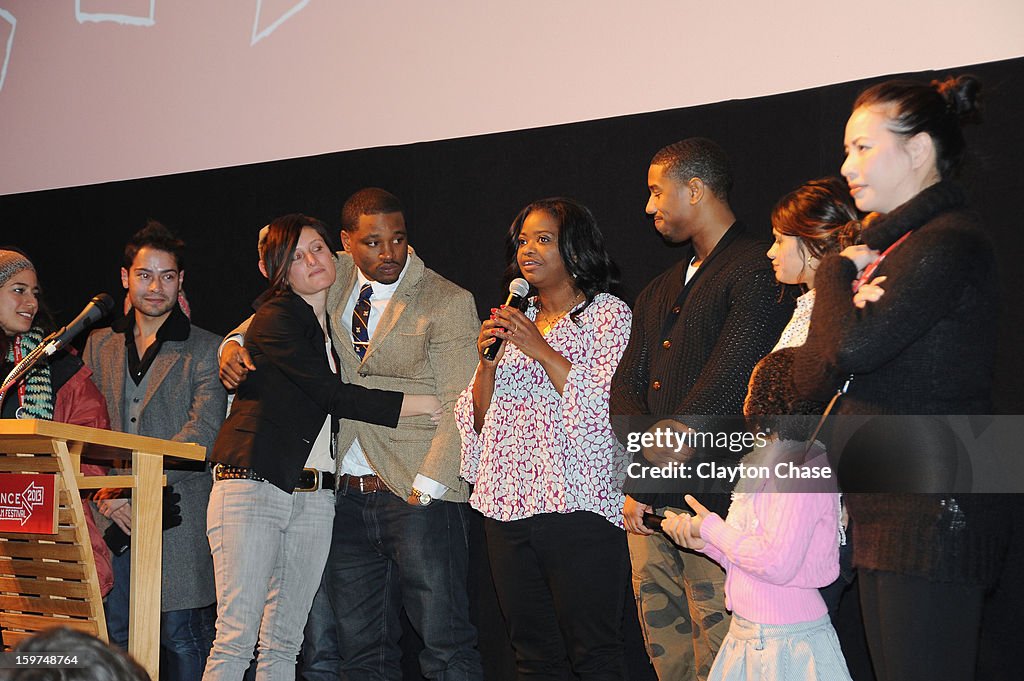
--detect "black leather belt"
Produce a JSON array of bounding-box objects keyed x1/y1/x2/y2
[
  {"x1": 340, "y1": 474, "x2": 389, "y2": 494},
  {"x1": 214, "y1": 464, "x2": 336, "y2": 492}
]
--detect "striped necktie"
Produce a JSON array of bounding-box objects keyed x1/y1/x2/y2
[{"x1": 351, "y1": 283, "x2": 372, "y2": 359}]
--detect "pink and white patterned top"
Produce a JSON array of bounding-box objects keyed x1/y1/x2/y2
[{"x1": 456, "y1": 292, "x2": 631, "y2": 528}]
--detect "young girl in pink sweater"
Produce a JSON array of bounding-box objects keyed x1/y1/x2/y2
[{"x1": 661, "y1": 373, "x2": 852, "y2": 680}]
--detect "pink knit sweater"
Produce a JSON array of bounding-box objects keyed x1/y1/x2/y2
[{"x1": 699, "y1": 486, "x2": 840, "y2": 625}]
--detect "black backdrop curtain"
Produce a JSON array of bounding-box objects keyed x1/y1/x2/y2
[
  {"x1": 2, "y1": 56, "x2": 1022, "y2": 679},
  {"x1": 2, "y1": 57, "x2": 1021, "y2": 411}
]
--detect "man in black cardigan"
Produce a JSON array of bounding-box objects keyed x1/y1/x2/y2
[{"x1": 610, "y1": 138, "x2": 794, "y2": 680}]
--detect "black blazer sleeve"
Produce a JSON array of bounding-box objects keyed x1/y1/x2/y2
[
  {"x1": 211, "y1": 292, "x2": 405, "y2": 491},
  {"x1": 249, "y1": 293, "x2": 404, "y2": 428}
]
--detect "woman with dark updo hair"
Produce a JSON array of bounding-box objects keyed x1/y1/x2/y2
[{"x1": 793, "y1": 75, "x2": 1011, "y2": 681}]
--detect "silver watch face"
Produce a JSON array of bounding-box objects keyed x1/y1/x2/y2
[{"x1": 419, "y1": 493, "x2": 432, "y2": 505}]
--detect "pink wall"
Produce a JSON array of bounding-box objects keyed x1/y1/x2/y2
[{"x1": 1, "y1": 0, "x2": 1022, "y2": 195}]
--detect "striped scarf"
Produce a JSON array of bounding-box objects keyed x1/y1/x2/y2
[{"x1": 3, "y1": 327, "x2": 54, "y2": 419}]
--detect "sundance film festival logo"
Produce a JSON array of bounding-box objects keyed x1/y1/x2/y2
[{"x1": 0, "y1": 481, "x2": 46, "y2": 526}]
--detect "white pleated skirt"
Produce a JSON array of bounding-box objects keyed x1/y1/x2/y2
[{"x1": 708, "y1": 614, "x2": 853, "y2": 681}]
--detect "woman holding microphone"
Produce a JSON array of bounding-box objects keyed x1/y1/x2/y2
[{"x1": 456, "y1": 198, "x2": 631, "y2": 680}]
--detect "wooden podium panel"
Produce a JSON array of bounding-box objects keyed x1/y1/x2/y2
[{"x1": 0, "y1": 420, "x2": 205, "y2": 680}]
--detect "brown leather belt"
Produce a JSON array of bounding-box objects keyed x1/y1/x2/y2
[{"x1": 340, "y1": 474, "x2": 389, "y2": 494}]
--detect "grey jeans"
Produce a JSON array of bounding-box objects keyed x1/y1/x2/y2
[{"x1": 203, "y1": 478, "x2": 334, "y2": 681}]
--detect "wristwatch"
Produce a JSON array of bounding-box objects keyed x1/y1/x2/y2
[{"x1": 410, "y1": 487, "x2": 432, "y2": 506}]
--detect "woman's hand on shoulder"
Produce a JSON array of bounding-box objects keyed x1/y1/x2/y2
[
  {"x1": 853, "y1": 276, "x2": 887, "y2": 309},
  {"x1": 840, "y1": 244, "x2": 881, "y2": 272}
]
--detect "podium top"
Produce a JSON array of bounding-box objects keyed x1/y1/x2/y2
[{"x1": 0, "y1": 419, "x2": 207, "y2": 462}]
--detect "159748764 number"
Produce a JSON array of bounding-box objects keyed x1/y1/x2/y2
[{"x1": 0, "y1": 653, "x2": 81, "y2": 668}]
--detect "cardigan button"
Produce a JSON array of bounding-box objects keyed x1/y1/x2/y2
[
  {"x1": 652, "y1": 381, "x2": 662, "y2": 391},
  {"x1": 672, "y1": 306, "x2": 681, "y2": 314},
  {"x1": 662, "y1": 340, "x2": 671, "y2": 349}
]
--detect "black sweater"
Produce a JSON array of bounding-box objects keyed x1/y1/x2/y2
[
  {"x1": 794, "y1": 181, "x2": 1009, "y2": 584},
  {"x1": 795, "y1": 181, "x2": 996, "y2": 414},
  {"x1": 611, "y1": 222, "x2": 795, "y2": 513}
]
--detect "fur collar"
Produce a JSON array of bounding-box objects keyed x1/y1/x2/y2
[{"x1": 862, "y1": 181, "x2": 967, "y2": 251}]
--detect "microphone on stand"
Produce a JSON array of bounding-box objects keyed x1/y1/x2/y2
[
  {"x1": 483, "y1": 278, "x2": 530, "y2": 362},
  {"x1": 1, "y1": 293, "x2": 116, "y2": 402},
  {"x1": 40, "y1": 293, "x2": 116, "y2": 356}
]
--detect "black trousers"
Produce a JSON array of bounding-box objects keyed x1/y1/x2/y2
[
  {"x1": 484, "y1": 511, "x2": 628, "y2": 681},
  {"x1": 859, "y1": 569, "x2": 985, "y2": 681}
]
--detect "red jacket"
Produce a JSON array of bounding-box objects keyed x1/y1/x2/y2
[{"x1": 52, "y1": 357, "x2": 114, "y2": 597}]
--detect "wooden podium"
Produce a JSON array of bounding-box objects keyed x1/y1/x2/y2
[{"x1": 0, "y1": 420, "x2": 206, "y2": 679}]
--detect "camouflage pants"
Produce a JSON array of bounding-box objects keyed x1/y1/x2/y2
[{"x1": 628, "y1": 507, "x2": 730, "y2": 681}]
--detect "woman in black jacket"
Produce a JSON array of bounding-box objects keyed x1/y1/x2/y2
[
  {"x1": 204, "y1": 214, "x2": 439, "y2": 681},
  {"x1": 794, "y1": 76, "x2": 1009, "y2": 681}
]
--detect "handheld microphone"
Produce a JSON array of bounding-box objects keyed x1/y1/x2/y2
[
  {"x1": 483, "y1": 278, "x2": 530, "y2": 362},
  {"x1": 42, "y1": 293, "x2": 116, "y2": 356}
]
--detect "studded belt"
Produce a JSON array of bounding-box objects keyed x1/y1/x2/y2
[{"x1": 214, "y1": 464, "x2": 335, "y2": 492}]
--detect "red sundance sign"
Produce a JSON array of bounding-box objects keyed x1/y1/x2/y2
[{"x1": 0, "y1": 473, "x2": 58, "y2": 534}]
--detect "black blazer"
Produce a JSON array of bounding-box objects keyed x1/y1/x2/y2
[{"x1": 210, "y1": 290, "x2": 403, "y2": 492}]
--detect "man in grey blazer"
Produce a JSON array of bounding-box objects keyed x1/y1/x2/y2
[
  {"x1": 221, "y1": 189, "x2": 482, "y2": 680},
  {"x1": 84, "y1": 221, "x2": 227, "y2": 681}
]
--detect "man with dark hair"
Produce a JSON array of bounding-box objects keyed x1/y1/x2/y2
[
  {"x1": 340, "y1": 187, "x2": 404, "y2": 234},
  {"x1": 123, "y1": 219, "x2": 187, "y2": 271},
  {"x1": 85, "y1": 221, "x2": 226, "y2": 681},
  {"x1": 650, "y1": 138, "x2": 735, "y2": 202},
  {"x1": 611, "y1": 138, "x2": 794, "y2": 680},
  {"x1": 221, "y1": 189, "x2": 483, "y2": 680}
]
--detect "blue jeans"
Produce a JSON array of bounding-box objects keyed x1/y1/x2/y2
[
  {"x1": 163, "y1": 603, "x2": 218, "y2": 680},
  {"x1": 106, "y1": 548, "x2": 217, "y2": 681},
  {"x1": 325, "y1": 488, "x2": 482, "y2": 680},
  {"x1": 105, "y1": 548, "x2": 132, "y2": 650},
  {"x1": 204, "y1": 479, "x2": 335, "y2": 681},
  {"x1": 298, "y1": 573, "x2": 341, "y2": 681}
]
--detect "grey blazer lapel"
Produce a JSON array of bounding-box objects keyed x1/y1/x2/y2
[
  {"x1": 107, "y1": 341, "x2": 128, "y2": 431},
  {"x1": 364, "y1": 293, "x2": 408, "y2": 363},
  {"x1": 139, "y1": 345, "x2": 181, "y2": 414}
]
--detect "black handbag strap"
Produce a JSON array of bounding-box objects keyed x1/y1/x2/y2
[{"x1": 804, "y1": 374, "x2": 853, "y2": 455}]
